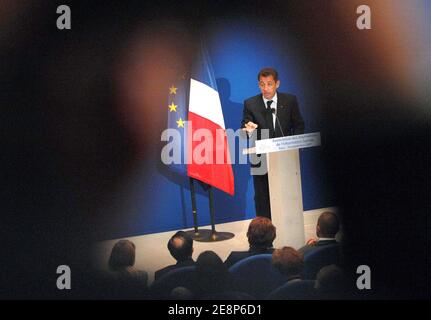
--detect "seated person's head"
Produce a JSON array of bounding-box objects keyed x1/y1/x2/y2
[
  {"x1": 247, "y1": 217, "x2": 276, "y2": 249},
  {"x1": 316, "y1": 211, "x2": 340, "y2": 238},
  {"x1": 108, "y1": 239, "x2": 136, "y2": 271},
  {"x1": 195, "y1": 250, "x2": 227, "y2": 276},
  {"x1": 272, "y1": 247, "x2": 304, "y2": 279},
  {"x1": 168, "y1": 231, "x2": 193, "y2": 262},
  {"x1": 315, "y1": 264, "x2": 349, "y2": 295},
  {"x1": 195, "y1": 251, "x2": 231, "y2": 295}
]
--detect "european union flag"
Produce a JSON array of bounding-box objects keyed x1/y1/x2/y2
[{"x1": 166, "y1": 75, "x2": 189, "y2": 175}]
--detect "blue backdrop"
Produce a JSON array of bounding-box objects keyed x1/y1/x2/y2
[{"x1": 100, "y1": 21, "x2": 336, "y2": 240}]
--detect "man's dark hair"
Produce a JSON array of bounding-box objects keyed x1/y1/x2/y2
[
  {"x1": 195, "y1": 251, "x2": 232, "y2": 296},
  {"x1": 317, "y1": 211, "x2": 340, "y2": 238},
  {"x1": 247, "y1": 216, "x2": 276, "y2": 248},
  {"x1": 167, "y1": 231, "x2": 193, "y2": 262},
  {"x1": 272, "y1": 246, "x2": 304, "y2": 277},
  {"x1": 258, "y1": 67, "x2": 279, "y2": 82},
  {"x1": 315, "y1": 264, "x2": 349, "y2": 294},
  {"x1": 108, "y1": 239, "x2": 136, "y2": 271}
]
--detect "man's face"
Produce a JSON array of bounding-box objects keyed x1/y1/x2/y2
[{"x1": 258, "y1": 75, "x2": 280, "y2": 100}]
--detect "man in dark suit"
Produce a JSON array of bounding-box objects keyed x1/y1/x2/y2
[
  {"x1": 154, "y1": 231, "x2": 195, "y2": 281},
  {"x1": 298, "y1": 211, "x2": 340, "y2": 256},
  {"x1": 224, "y1": 217, "x2": 276, "y2": 268},
  {"x1": 241, "y1": 67, "x2": 305, "y2": 219}
]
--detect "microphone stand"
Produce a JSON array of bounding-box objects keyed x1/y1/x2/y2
[{"x1": 269, "y1": 107, "x2": 285, "y2": 137}]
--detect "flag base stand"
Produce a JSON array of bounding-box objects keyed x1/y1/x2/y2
[
  {"x1": 184, "y1": 229, "x2": 235, "y2": 242},
  {"x1": 187, "y1": 179, "x2": 234, "y2": 242}
]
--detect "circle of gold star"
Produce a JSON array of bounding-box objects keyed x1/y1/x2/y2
[
  {"x1": 169, "y1": 85, "x2": 177, "y2": 95},
  {"x1": 168, "y1": 102, "x2": 177, "y2": 112},
  {"x1": 176, "y1": 117, "x2": 185, "y2": 128}
]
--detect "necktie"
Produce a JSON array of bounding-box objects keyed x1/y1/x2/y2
[{"x1": 266, "y1": 100, "x2": 273, "y2": 110}]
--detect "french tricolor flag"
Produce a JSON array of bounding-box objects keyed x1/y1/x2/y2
[{"x1": 187, "y1": 40, "x2": 235, "y2": 196}]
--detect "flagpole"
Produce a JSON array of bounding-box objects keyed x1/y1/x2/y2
[
  {"x1": 189, "y1": 177, "x2": 199, "y2": 234},
  {"x1": 208, "y1": 185, "x2": 216, "y2": 240},
  {"x1": 185, "y1": 180, "x2": 234, "y2": 242}
]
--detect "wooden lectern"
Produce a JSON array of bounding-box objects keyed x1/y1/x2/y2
[{"x1": 247, "y1": 132, "x2": 321, "y2": 249}]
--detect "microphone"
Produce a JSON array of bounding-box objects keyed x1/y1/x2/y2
[{"x1": 270, "y1": 107, "x2": 285, "y2": 137}]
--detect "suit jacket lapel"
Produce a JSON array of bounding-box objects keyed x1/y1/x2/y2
[
  {"x1": 274, "y1": 98, "x2": 282, "y2": 137},
  {"x1": 274, "y1": 94, "x2": 287, "y2": 137}
]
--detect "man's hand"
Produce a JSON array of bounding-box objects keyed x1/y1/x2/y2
[
  {"x1": 242, "y1": 121, "x2": 258, "y2": 134},
  {"x1": 306, "y1": 238, "x2": 317, "y2": 246}
]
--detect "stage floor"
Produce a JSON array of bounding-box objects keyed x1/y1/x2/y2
[{"x1": 92, "y1": 207, "x2": 337, "y2": 285}]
